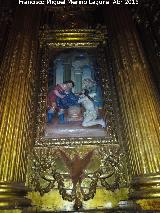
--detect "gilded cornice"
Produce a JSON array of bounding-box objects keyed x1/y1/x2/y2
[{"x1": 39, "y1": 28, "x2": 107, "y2": 48}]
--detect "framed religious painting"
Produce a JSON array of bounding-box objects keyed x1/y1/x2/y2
[{"x1": 35, "y1": 29, "x2": 117, "y2": 146}]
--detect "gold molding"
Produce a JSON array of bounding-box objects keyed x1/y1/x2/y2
[
  {"x1": 0, "y1": 182, "x2": 31, "y2": 209},
  {"x1": 39, "y1": 28, "x2": 107, "y2": 48},
  {"x1": 130, "y1": 174, "x2": 160, "y2": 199}
]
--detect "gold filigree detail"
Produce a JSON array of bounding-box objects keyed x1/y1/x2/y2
[{"x1": 27, "y1": 145, "x2": 127, "y2": 208}]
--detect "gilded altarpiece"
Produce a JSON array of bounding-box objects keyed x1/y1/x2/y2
[{"x1": 27, "y1": 28, "x2": 128, "y2": 211}]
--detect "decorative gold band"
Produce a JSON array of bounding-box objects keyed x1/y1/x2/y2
[
  {"x1": 0, "y1": 182, "x2": 31, "y2": 209},
  {"x1": 129, "y1": 174, "x2": 160, "y2": 199}
]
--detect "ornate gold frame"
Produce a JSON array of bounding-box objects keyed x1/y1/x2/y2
[
  {"x1": 35, "y1": 28, "x2": 118, "y2": 146},
  {"x1": 27, "y1": 28, "x2": 129, "y2": 211}
]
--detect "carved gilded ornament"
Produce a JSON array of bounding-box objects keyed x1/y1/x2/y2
[
  {"x1": 27, "y1": 145, "x2": 127, "y2": 209},
  {"x1": 28, "y1": 27, "x2": 128, "y2": 209}
]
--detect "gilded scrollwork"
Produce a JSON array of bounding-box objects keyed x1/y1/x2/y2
[{"x1": 27, "y1": 145, "x2": 127, "y2": 209}]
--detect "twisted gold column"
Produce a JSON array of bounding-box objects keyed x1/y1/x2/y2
[
  {"x1": 104, "y1": 7, "x2": 160, "y2": 209},
  {"x1": 0, "y1": 7, "x2": 41, "y2": 209}
]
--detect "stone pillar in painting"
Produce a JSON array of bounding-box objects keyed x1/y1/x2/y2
[
  {"x1": 0, "y1": 6, "x2": 41, "y2": 208},
  {"x1": 104, "y1": 7, "x2": 160, "y2": 210},
  {"x1": 72, "y1": 61, "x2": 83, "y2": 93},
  {"x1": 55, "y1": 58, "x2": 64, "y2": 84}
]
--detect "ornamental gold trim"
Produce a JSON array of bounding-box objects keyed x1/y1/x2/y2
[
  {"x1": 130, "y1": 173, "x2": 160, "y2": 199},
  {"x1": 39, "y1": 28, "x2": 107, "y2": 48}
]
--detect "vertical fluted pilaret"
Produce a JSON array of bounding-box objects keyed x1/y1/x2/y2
[
  {"x1": 0, "y1": 6, "x2": 41, "y2": 207},
  {"x1": 104, "y1": 7, "x2": 160, "y2": 201}
]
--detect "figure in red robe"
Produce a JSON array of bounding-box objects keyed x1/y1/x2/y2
[{"x1": 47, "y1": 80, "x2": 78, "y2": 124}]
